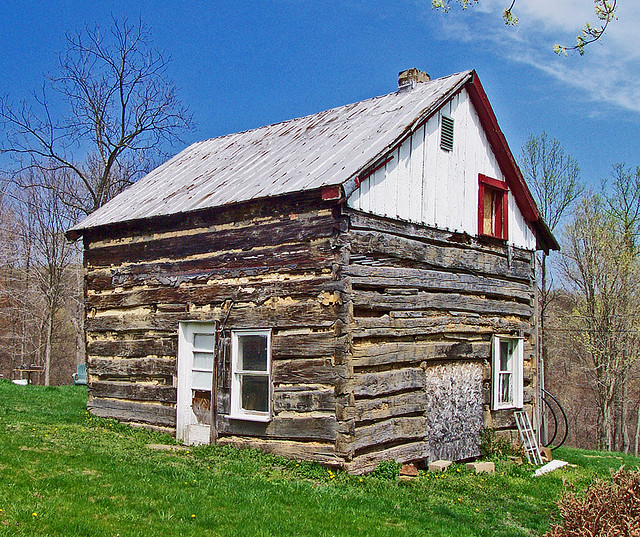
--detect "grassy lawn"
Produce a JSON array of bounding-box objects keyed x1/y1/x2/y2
[{"x1": 1, "y1": 381, "x2": 638, "y2": 536}]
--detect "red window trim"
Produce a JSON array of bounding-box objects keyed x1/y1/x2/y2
[{"x1": 478, "y1": 174, "x2": 509, "y2": 241}]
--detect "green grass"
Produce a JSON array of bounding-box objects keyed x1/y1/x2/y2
[{"x1": 1, "y1": 381, "x2": 638, "y2": 537}]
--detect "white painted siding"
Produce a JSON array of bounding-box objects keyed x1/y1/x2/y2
[{"x1": 347, "y1": 88, "x2": 537, "y2": 250}]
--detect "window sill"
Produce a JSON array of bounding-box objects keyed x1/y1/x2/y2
[
  {"x1": 478, "y1": 233, "x2": 508, "y2": 243},
  {"x1": 229, "y1": 412, "x2": 272, "y2": 423},
  {"x1": 492, "y1": 403, "x2": 523, "y2": 411}
]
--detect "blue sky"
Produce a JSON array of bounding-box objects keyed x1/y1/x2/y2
[{"x1": 1, "y1": 0, "x2": 638, "y2": 189}]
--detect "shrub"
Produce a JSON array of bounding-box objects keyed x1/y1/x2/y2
[
  {"x1": 369, "y1": 460, "x2": 400, "y2": 480},
  {"x1": 479, "y1": 428, "x2": 525, "y2": 460},
  {"x1": 545, "y1": 467, "x2": 640, "y2": 537}
]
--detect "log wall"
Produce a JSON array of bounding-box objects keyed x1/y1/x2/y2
[
  {"x1": 83, "y1": 192, "x2": 348, "y2": 463},
  {"x1": 339, "y1": 209, "x2": 537, "y2": 473},
  {"x1": 82, "y1": 193, "x2": 538, "y2": 472}
]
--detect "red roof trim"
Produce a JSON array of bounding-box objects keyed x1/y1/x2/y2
[{"x1": 466, "y1": 72, "x2": 558, "y2": 251}]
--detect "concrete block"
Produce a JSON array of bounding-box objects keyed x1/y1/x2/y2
[
  {"x1": 428, "y1": 459, "x2": 452, "y2": 472},
  {"x1": 466, "y1": 461, "x2": 495, "y2": 474}
]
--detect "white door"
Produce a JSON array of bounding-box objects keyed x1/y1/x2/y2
[{"x1": 176, "y1": 322, "x2": 216, "y2": 445}]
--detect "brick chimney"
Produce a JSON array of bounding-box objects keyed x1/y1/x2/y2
[{"x1": 398, "y1": 68, "x2": 431, "y2": 91}]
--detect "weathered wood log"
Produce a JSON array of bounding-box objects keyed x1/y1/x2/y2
[
  {"x1": 217, "y1": 436, "x2": 341, "y2": 464},
  {"x1": 84, "y1": 190, "x2": 330, "y2": 243},
  {"x1": 88, "y1": 357, "x2": 176, "y2": 378},
  {"x1": 352, "y1": 416, "x2": 427, "y2": 452},
  {"x1": 273, "y1": 358, "x2": 339, "y2": 385},
  {"x1": 351, "y1": 368, "x2": 425, "y2": 398},
  {"x1": 349, "y1": 231, "x2": 532, "y2": 282},
  {"x1": 346, "y1": 209, "x2": 533, "y2": 262},
  {"x1": 87, "y1": 276, "x2": 342, "y2": 311},
  {"x1": 216, "y1": 414, "x2": 337, "y2": 441},
  {"x1": 352, "y1": 289, "x2": 533, "y2": 318},
  {"x1": 351, "y1": 314, "x2": 533, "y2": 340},
  {"x1": 86, "y1": 213, "x2": 336, "y2": 268},
  {"x1": 272, "y1": 333, "x2": 346, "y2": 359},
  {"x1": 86, "y1": 241, "x2": 335, "y2": 291},
  {"x1": 344, "y1": 441, "x2": 428, "y2": 474},
  {"x1": 273, "y1": 387, "x2": 336, "y2": 412},
  {"x1": 86, "y1": 301, "x2": 344, "y2": 333},
  {"x1": 91, "y1": 381, "x2": 176, "y2": 403},
  {"x1": 354, "y1": 390, "x2": 426, "y2": 422},
  {"x1": 89, "y1": 397, "x2": 176, "y2": 427},
  {"x1": 87, "y1": 338, "x2": 177, "y2": 358},
  {"x1": 344, "y1": 264, "x2": 532, "y2": 302},
  {"x1": 352, "y1": 341, "x2": 490, "y2": 368}
]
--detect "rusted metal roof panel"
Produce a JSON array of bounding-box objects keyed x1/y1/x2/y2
[{"x1": 71, "y1": 71, "x2": 473, "y2": 233}]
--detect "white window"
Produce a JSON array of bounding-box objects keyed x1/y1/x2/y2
[
  {"x1": 230, "y1": 330, "x2": 271, "y2": 422},
  {"x1": 491, "y1": 336, "x2": 524, "y2": 410}
]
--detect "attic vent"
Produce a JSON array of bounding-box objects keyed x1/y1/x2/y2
[{"x1": 440, "y1": 115, "x2": 454, "y2": 152}]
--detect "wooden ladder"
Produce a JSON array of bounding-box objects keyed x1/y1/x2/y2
[{"x1": 514, "y1": 410, "x2": 542, "y2": 465}]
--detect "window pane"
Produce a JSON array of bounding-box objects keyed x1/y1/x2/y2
[
  {"x1": 193, "y1": 333, "x2": 214, "y2": 351},
  {"x1": 241, "y1": 375, "x2": 269, "y2": 412},
  {"x1": 193, "y1": 352, "x2": 214, "y2": 371},
  {"x1": 238, "y1": 335, "x2": 268, "y2": 371},
  {"x1": 192, "y1": 370, "x2": 212, "y2": 391},
  {"x1": 483, "y1": 189, "x2": 493, "y2": 234},
  {"x1": 500, "y1": 341, "x2": 513, "y2": 372},
  {"x1": 499, "y1": 372, "x2": 512, "y2": 404}
]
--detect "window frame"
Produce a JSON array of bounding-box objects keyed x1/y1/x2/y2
[
  {"x1": 230, "y1": 329, "x2": 272, "y2": 422},
  {"x1": 491, "y1": 335, "x2": 524, "y2": 410},
  {"x1": 478, "y1": 174, "x2": 509, "y2": 241}
]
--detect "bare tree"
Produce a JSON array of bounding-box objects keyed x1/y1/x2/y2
[
  {"x1": 561, "y1": 194, "x2": 640, "y2": 451},
  {"x1": 0, "y1": 17, "x2": 193, "y2": 215},
  {"x1": 519, "y1": 132, "x2": 582, "y2": 444}
]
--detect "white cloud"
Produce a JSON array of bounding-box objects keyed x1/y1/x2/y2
[{"x1": 431, "y1": 0, "x2": 640, "y2": 114}]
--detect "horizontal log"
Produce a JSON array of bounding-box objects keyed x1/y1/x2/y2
[
  {"x1": 84, "y1": 190, "x2": 329, "y2": 244},
  {"x1": 86, "y1": 213, "x2": 335, "y2": 268},
  {"x1": 352, "y1": 314, "x2": 533, "y2": 340},
  {"x1": 346, "y1": 209, "x2": 533, "y2": 261},
  {"x1": 352, "y1": 289, "x2": 532, "y2": 318},
  {"x1": 272, "y1": 333, "x2": 347, "y2": 359},
  {"x1": 91, "y1": 381, "x2": 176, "y2": 403},
  {"x1": 352, "y1": 341, "x2": 490, "y2": 368},
  {"x1": 353, "y1": 416, "x2": 427, "y2": 452},
  {"x1": 273, "y1": 388, "x2": 336, "y2": 413},
  {"x1": 355, "y1": 391, "x2": 426, "y2": 422},
  {"x1": 88, "y1": 357, "x2": 176, "y2": 378},
  {"x1": 273, "y1": 358, "x2": 339, "y2": 386},
  {"x1": 86, "y1": 301, "x2": 343, "y2": 334},
  {"x1": 89, "y1": 397, "x2": 176, "y2": 427},
  {"x1": 217, "y1": 414, "x2": 337, "y2": 442},
  {"x1": 351, "y1": 368, "x2": 425, "y2": 398},
  {"x1": 87, "y1": 338, "x2": 177, "y2": 358},
  {"x1": 350, "y1": 231, "x2": 532, "y2": 282},
  {"x1": 217, "y1": 436, "x2": 341, "y2": 465},
  {"x1": 87, "y1": 240, "x2": 335, "y2": 291},
  {"x1": 344, "y1": 264, "x2": 532, "y2": 302},
  {"x1": 344, "y1": 441, "x2": 427, "y2": 474},
  {"x1": 87, "y1": 276, "x2": 342, "y2": 311}
]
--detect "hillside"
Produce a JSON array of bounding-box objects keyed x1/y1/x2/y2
[{"x1": 1, "y1": 381, "x2": 637, "y2": 537}]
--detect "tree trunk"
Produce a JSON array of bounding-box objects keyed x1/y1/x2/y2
[
  {"x1": 635, "y1": 400, "x2": 640, "y2": 456},
  {"x1": 44, "y1": 307, "x2": 53, "y2": 386}
]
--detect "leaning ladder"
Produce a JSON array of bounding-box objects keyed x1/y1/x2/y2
[{"x1": 514, "y1": 410, "x2": 542, "y2": 465}]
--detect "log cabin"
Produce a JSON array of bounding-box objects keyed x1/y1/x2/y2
[{"x1": 68, "y1": 69, "x2": 558, "y2": 473}]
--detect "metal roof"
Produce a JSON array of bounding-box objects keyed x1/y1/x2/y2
[{"x1": 70, "y1": 71, "x2": 473, "y2": 233}]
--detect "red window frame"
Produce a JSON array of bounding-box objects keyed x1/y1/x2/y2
[{"x1": 478, "y1": 174, "x2": 509, "y2": 241}]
